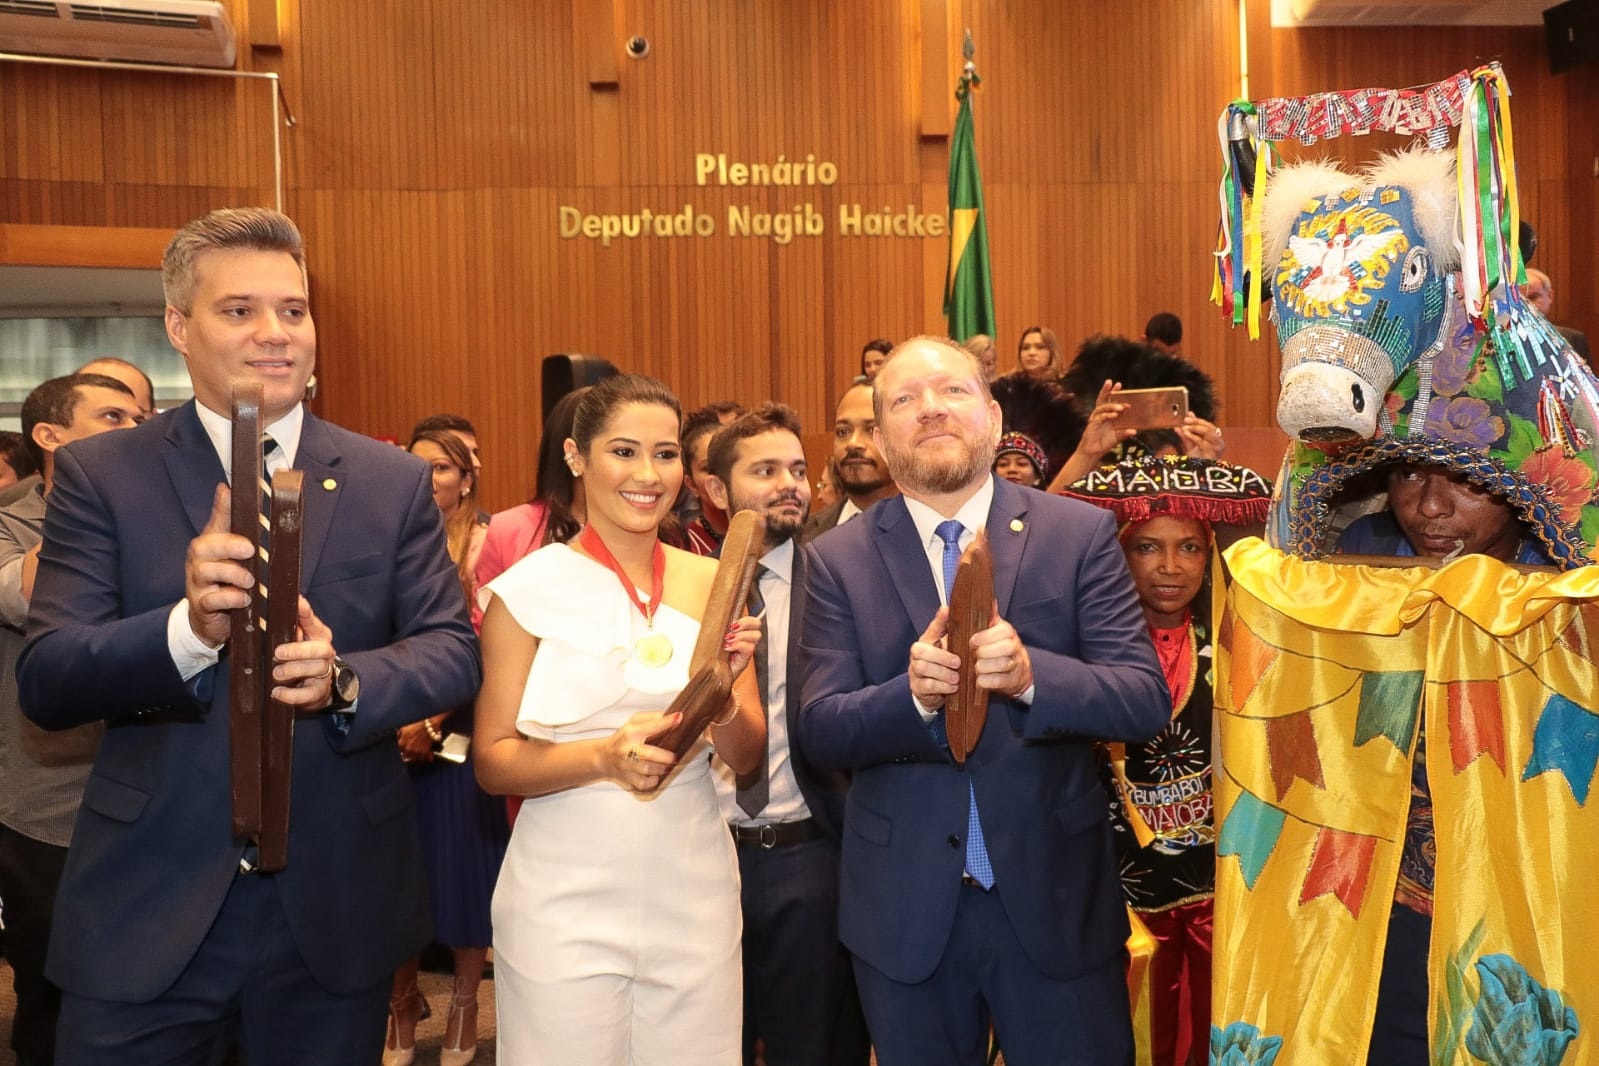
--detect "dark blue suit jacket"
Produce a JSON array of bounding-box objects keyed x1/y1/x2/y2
[
  {"x1": 18, "y1": 402, "x2": 480, "y2": 1002},
  {"x1": 783, "y1": 545, "x2": 850, "y2": 838},
  {"x1": 797, "y1": 477, "x2": 1166, "y2": 984}
]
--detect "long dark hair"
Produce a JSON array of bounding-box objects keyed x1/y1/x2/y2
[
  {"x1": 535, "y1": 387, "x2": 589, "y2": 547},
  {"x1": 407, "y1": 428, "x2": 479, "y2": 593},
  {"x1": 570, "y1": 373, "x2": 682, "y2": 453}
]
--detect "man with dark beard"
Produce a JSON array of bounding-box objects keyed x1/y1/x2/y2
[
  {"x1": 797, "y1": 337, "x2": 1166, "y2": 1066},
  {"x1": 703, "y1": 404, "x2": 867, "y2": 1066},
  {"x1": 804, "y1": 383, "x2": 898, "y2": 538}
]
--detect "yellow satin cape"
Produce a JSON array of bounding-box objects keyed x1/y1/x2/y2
[{"x1": 1213, "y1": 539, "x2": 1599, "y2": 1065}]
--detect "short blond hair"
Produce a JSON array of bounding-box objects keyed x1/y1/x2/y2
[
  {"x1": 871, "y1": 335, "x2": 994, "y2": 422},
  {"x1": 162, "y1": 207, "x2": 306, "y2": 313}
]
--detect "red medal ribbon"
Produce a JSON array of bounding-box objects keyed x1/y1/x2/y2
[{"x1": 577, "y1": 525, "x2": 666, "y2": 625}]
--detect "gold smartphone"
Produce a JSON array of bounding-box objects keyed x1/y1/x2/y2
[{"x1": 1109, "y1": 386, "x2": 1189, "y2": 430}]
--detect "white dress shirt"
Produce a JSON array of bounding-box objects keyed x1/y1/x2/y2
[
  {"x1": 901, "y1": 475, "x2": 1034, "y2": 717},
  {"x1": 713, "y1": 538, "x2": 812, "y2": 826},
  {"x1": 167, "y1": 401, "x2": 306, "y2": 679}
]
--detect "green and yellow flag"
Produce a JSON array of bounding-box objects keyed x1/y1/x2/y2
[{"x1": 943, "y1": 45, "x2": 995, "y2": 343}]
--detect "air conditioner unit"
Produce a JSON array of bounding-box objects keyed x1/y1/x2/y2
[{"x1": 0, "y1": 1, "x2": 236, "y2": 69}]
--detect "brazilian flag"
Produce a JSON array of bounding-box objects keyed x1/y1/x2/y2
[{"x1": 942, "y1": 67, "x2": 995, "y2": 342}]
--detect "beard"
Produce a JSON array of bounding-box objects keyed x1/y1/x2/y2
[
  {"x1": 732, "y1": 490, "x2": 808, "y2": 546},
  {"x1": 835, "y1": 451, "x2": 891, "y2": 497},
  {"x1": 883, "y1": 430, "x2": 996, "y2": 497}
]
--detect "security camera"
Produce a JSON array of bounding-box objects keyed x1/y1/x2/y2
[{"x1": 625, "y1": 35, "x2": 650, "y2": 59}]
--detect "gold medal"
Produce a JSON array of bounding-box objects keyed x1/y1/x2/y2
[{"x1": 634, "y1": 631, "x2": 674, "y2": 668}]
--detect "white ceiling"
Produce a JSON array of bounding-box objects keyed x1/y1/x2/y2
[
  {"x1": 0, "y1": 264, "x2": 165, "y2": 318},
  {"x1": 1274, "y1": 0, "x2": 1555, "y2": 25}
]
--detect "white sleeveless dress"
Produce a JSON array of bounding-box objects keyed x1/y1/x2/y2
[{"x1": 483, "y1": 543, "x2": 741, "y2": 1066}]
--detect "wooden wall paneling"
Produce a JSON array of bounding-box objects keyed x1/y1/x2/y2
[
  {"x1": 11, "y1": 0, "x2": 1597, "y2": 510},
  {"x1": 0, "y1": 223, "x2": 169, "y2": 267},
  {"x1": 2, "y1": 66, "x2": 106, "y2": 184},
  {"x1": 249, "y1": 0, "x2": 283, "y2": 50},
  {"x1": 1565, "y1": 65, "x2": 1598, "y2": 343},
  {"x1": 919, "y1": 0, "x2": 952, "y2": 141},
  {"x1": 293, "y1": 0, "x2": 441, "y2": 190},
  {"x1": 579, "y1": 0, "x2": 620, "y2": 88}
]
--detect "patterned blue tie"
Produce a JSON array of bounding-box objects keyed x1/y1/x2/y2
[{"x1": 935, "y1": 520, "x2": 994, "y2": 889}]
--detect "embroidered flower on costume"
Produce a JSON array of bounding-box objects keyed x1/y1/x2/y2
[
  {"x1": 1464, "y1": 954, "x2": 1580, "y2": 1066},
  {"x1": 1520, "y1": 448, "x2": 1597, "y2": 528},
  {"x1": 1432, "y1": 335, "x2": 1477, "y2": 396},
  {"x1": 1423, "y1": 396, "x2": 1506, "y2": 450},
  {"x1": 1384, "y1": 389, "x2": 1407, "y2": 434},
  {"x1": 1210, "y1": 1021, "x2": 1285, "y2": 1066}
]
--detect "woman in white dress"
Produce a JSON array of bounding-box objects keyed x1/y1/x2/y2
[{"x1": 474, "y1": 374, "x2": 766, "y2": 1066}]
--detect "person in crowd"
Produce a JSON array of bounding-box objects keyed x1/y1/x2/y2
[
  {"x1": 411, "y1": 412, "x2": 482, "y2": 478},
  {"x1": 803, "y1": 383, "x2": 897, "y2": 536},
  {"x1": 960, "y1": 334, "x2": 999, "y2": 382},
  {"x1": 0, "y1": 430, "x2": 40, "y2": 490},
  {"x1": 77, "y1": 357, "x2": 156, "y2": 422},
  {"x1": 1333, "y1": 463, "x2": 1551, "y2": 1065},
  {"x1": 701, "y1": 404, "x2": 869, "y2": 1066},
  {"x1": 1520, "y1": 267, "x2": 1591, "y2": 363},
  {"x1": 473, "y1": 386, "x2": 590, "y2": 626},
  {"x1": 474, "y1": 387, "x2": 591, "y2": 829},
  {"x1": 16, "y1": 207, "x2": 480, "y2": 1064},
  {"x1": 857, "y1": 338, "x2": 894, "y2": 383},
  {"x1": 474, "y1": 373, "x2": 766, "y2": 1065},
  {"x1": 1143, "y1": 313, "x2": 1183, "y2": 355},
  {"x1": 992, "y1": 432, "x2": 1048, "y2": 489},
  {"x1": 1061, "y1": 336, "x2": 1217, "y2": 429},
  {"x1": 812, "y1": 457, "x2": 841, "y2": 514},
  {"x1": 0, "y1": 373, "x2": 142, "y2": 1066},
  {"x1": 681, "y1": 400, "x2": 746, "y2": 555},
  {"x1": 989, "y1": 372, "x2": 1087, "y2": 491},
  {"x1": 1061, "y1": 457, "x2": 1271, "y2": 1066},
  {"x1": 1047, "y1": 336, "x2": 1227, "y2": 493},
  {"x1": 1044, "y1": 380, "x2": 1226, "y2": 494},
  {"x1": 384, "y1": 427, "x2": 505, "y2": 1066},
  {"x1": 797, "y1": 336, "x2": 1167, "y2": 1066},
  {"x1": 1016, "y1": 326, "x2": 1064, "y2": 381}
]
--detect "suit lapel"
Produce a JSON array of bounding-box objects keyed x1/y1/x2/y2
[
  {"x1": 874, "y1": 497, "x2": 941, "y2": 633},
  {"x1": 291, "y1": 413, "x2": 343, "y2": 586},
  {"x1": 785, "y1": 544, "x2": 808, "y2": 732},
  {"x1": 162, "y1": 402, "x2": 229, "y2": 537},
  {"x1": 985, "y1": 478, "x2": 1031, "y2": 616}
]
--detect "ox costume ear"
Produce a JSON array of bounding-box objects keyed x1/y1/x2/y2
[{"x1": 1211, "y1": 64, "x2": 1599, "y2": 570}]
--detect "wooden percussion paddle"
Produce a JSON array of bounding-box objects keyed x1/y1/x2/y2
[
  {"x1": 228, "y1": 384, "x2": 306, "y2": 872},
  {"x1": 944, "y1": 528, "x2": 993, "y2": 765},
  {"x1": 647, "y1": 509, "x2": 765, "y2": 758}
]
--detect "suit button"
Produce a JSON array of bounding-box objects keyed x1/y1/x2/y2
[{"x1": 948, "y1": 835, "x2": 961, "y2": 848}]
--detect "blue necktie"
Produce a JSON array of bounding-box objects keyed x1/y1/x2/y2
[{"x1": 934, "y1": 520, "x2": 994, "y2": 889}]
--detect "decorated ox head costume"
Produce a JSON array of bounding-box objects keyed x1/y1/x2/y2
[
  {"x1": 1207, "y1": 64, "x2": 1599, "y2": 1066},
  {"x1": 1215, "y1": 64, "x2": 1599, "y2": 569}
]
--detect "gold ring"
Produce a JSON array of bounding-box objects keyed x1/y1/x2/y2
[{"x1": 315, "y1": 662, "x2": 333, "y2": 679}]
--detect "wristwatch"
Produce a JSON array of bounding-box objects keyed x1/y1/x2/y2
[{"x1": 327, "y1": 656, "x2": 360, "y2": 711}]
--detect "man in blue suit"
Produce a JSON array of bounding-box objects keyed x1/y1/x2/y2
[
  {"x1": 17, "y1": 207, "x2": 480, "y2": 1064},
  {"x1": 798, "y1": 337, "x2": 1167, "y2": 1066}
]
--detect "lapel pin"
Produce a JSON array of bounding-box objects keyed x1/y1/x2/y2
[
  {"x1": 322, "y1": 478, "x2": 337, "y2": 491},
  {"x1": 1009, "y1": 518, "x2": 1024, "y2": 533}
]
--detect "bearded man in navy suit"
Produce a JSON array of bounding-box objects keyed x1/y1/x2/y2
[
  {"x1": 18, "y1": 208, "x2": 479, "y2": 1064},
  {"x1": 797, "y1": 336, "x2": 1167, "y2": 1066}
]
